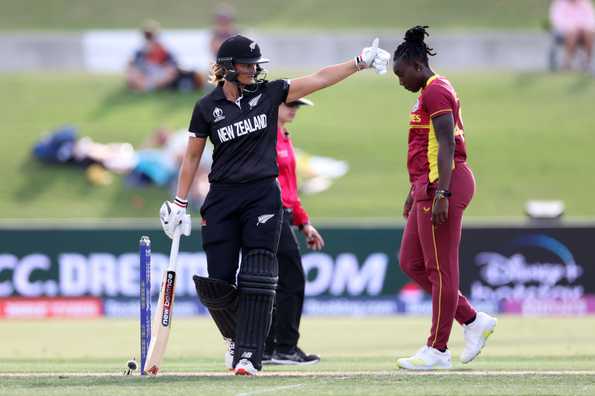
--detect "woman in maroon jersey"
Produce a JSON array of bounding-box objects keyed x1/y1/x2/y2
[{"x1": 392, "y1": 26, "x2": 497, "y2": 370}]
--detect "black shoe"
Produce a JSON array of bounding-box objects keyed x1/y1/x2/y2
[{"x1": 271, "y1": 347, "x2": 320, "y2": 366}]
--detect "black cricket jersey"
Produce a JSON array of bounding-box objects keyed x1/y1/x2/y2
[{"x1": 188, "y1": 79, "x2": 290, "y2": 184}]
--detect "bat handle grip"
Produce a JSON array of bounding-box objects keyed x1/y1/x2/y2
[{"x1": 168, "y1": 229, "x2": 182, "y2": 271}]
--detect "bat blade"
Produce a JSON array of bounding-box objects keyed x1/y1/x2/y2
[{"x1": 145, "y1": 270, "x2": 176, "y2": 375}]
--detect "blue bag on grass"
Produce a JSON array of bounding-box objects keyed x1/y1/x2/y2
[{"x1": 32, "y1": 125, "x2": 78, "y2": 163}]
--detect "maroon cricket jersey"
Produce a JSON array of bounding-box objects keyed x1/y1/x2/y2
[
  {"x1": 407, "y1": 75, "x2": 467, "y2": 198},
  {"x1": 276, "y1": 126, "x2": 309, "y2": 226}
]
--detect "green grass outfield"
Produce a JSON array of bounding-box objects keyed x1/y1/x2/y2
[
  {"x1": 0, "y1": 316, "x2": 594, "y2": 395},
  {"x1": 0, "y1": 0, "x2": 553, "y2": 31},
  {"x1": 3, "y1": 72, "x2": 595, "y2": 220}
]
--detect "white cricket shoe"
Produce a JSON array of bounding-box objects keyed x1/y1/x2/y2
[
  {"x1": 460, "y1": 312, "x2": 497, "y2": 364},
  {"x1": 397, "y1": 346, "x2": 452, "y2": 370},
  {"x1": 234, "y1": 358, "x2": 258, "y2": 376},
  {"x1": 224, "y1": 339, "x2": 234, "y2": 371}
]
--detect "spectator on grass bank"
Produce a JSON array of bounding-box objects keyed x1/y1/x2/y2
[
  {"x1": 31, "y1": 125, "x2": 212, "y2": 195},
  {"x1": 142, "y1": 127, "x2": 213, "y2": 205},
  {"x1": 126, "y1": 20, "x2": 205, "y2": 92},
  {"x1": 126, "y1": 20, "x2": 180, "y2": 92},
  {"x1": 209, "y1": 3, "x2": 239, "y2": 58},
  {"x1": 549, "y1": 0, "x2": 595, "y2": 71}
]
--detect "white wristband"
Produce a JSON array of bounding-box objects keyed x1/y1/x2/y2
[{"x1": 174, "y1": 196, "x2": 188, "y2": 208}]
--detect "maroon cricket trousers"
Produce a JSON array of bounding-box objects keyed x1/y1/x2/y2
[{"x1": 399, "y1": 162, "x2": 477, "y2": 351}]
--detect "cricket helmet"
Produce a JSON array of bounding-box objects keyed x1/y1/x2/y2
[{"x1": 216, "y1": 35, "x2": 269, "y2": 82}]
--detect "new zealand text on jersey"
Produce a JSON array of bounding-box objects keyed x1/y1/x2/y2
[{"x1": 217, "y1": 114, "x2": 268, "y2": 143}]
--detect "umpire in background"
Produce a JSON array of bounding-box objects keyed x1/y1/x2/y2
[
  {"x1": 263, "y1": 98, "x2": 324, "y2": 365},
  {"x1": 160, "y1": 34, "x2": 390, "y2": 376}
]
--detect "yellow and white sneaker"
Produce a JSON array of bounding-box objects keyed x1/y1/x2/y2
[
  {"x1": 397, "y1": 346, "x2": 452, "y2": 370},
  {"x1": 460, "y1": 312, "x2": 497, "y2": 364}
]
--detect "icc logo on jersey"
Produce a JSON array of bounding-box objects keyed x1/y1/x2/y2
[{"x1": 213, "y1": 107, "x2": 225, "y2": 122}]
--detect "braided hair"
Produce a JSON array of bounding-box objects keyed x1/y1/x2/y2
[{"x1": 393, "y1": 25, "x2": 436, "y2": 65}]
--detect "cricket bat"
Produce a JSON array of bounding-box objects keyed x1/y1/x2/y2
[{"x1": 145, "y1": 229, "x2": 181, "y2": 375}]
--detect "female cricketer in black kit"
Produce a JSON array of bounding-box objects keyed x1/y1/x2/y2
[{"x1": 159, "y1": 34, "x2": 391, "y2": 376}]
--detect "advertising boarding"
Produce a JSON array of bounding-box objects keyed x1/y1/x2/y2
[{"x1": 0, "y1": 224, "x2": 593, "y2": 318}]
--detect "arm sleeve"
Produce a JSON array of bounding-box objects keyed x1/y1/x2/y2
[
  {"x1": 267, "y1": 79, "x2": 291, "y2": 106},
  {"x1": 188, "y1": 102, "x2": 209, "y2": 138},
  {"x1": 423, "y1": 85, "x2": 453, "y2": 119},
  {"x1": 291, "y1": 198, "x2": 310, "y2": 227}
]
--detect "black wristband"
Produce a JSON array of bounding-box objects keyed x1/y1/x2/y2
[
  {"x1": 354, "y1": 56, "x2": 365, "y2": 71},
  {"x1": 435, "y1": 189, "x2": 452, "y2": 199}
]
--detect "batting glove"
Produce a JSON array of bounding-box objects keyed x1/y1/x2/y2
[
  {"x1": 355, "y1": 38, "x2": 391, "y2": 74},
  {"x1": 371, "y1": 46, "x2": 391, "y2": 75},
  {"x1": 159, "y1": 198, "x2": 191, "y2": 239}
]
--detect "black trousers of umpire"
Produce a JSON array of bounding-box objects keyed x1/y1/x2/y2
[{"x1": 265, "y1": 208, "x2": 305, "y2": 354}]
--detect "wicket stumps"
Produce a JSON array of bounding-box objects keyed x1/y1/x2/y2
[{"x1": 139, "y1": 236, "x2": 152, "y2": 375}]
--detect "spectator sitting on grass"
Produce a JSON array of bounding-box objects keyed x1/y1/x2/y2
[
  {"x1": 549, "y1": 0, "x2": 595, "y2": 71},
  {"x1": 126, "y1": 19, "x2": 179, "y2": 92}
]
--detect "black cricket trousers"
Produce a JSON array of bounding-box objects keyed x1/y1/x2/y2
[{"x1": 199, "y1": 177, "x2": 283, "y2": 283}]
